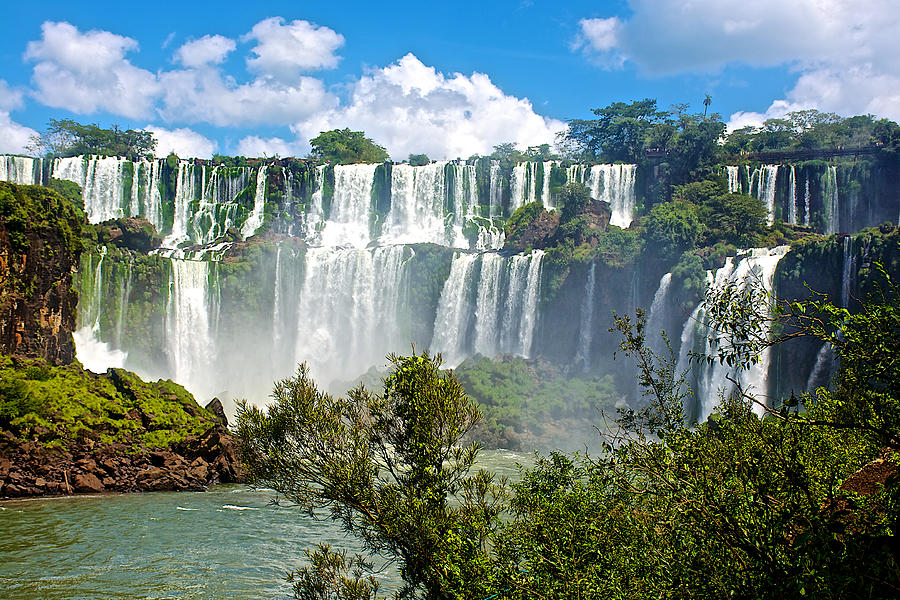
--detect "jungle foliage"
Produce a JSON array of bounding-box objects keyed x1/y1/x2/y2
[
  {"x1": 309, "y1": 129, "x2": 391, "y2": 164},
  {"x1": 28, "y1": 119, "x2": 157, "y2": 161},
  {"x1": 238, "y1": 277, "x2": 900, "y2": 599}
]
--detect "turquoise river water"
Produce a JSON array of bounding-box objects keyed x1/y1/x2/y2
[{"x1": 0, "y1": 450, "x2": 529, "y2": 600}]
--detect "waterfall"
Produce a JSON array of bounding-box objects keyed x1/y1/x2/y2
[
  {"x1": 509, "y1": 163, "x2": 529, "y2": 214},
  {"x1": 726, "y1": 166, "x2": 741, "y2": 194},
  {"x1": 293, "y1": 245, "x2": 409, "y2": 384},
  {"x1": 0, "y1": 155, "x2": 41, "y2": 185},
  {"x1": 385, "y1": 162, "x2": 449, "y2": 247},
  {"x1": 73, "y1": 247, "x2": 128, "y2": 372},
  {"x1": 825, "y1": 166, "x2": 839, "y2": 234},
  {"x1": 541, "y1": 161, "x2": 555, "y2": 209},
  {"x1": 787, "y1": 166, "x2": 798, "y2": 225},
  {"x1": 806, "y1": 344, "x2": 835, "y2": 393},
  {"x1": 431, "y1": 252, "x2": 479, "y2": 365},
  {"x1": 803, "y1": 176, "x2": 811, "y2": 227},
  {"x1": 586, "y1": 164, "x2": 637, "y2": 228},
  {"x1": 166, "y1": 258, "x2": 216, "y2": 401},
  {"x1": 318, "y1": 164, "x2": 378, "y2": 248},
  {"x1": 306, "y1": 165, "x2": 327, "y2": 243},
  {"x1": 282, "y1": 167, "x2": 295, "y2": 236},
  {"x1": 114, "y1": 257, "x2": 133, "y2": 348},
  {"x1": 645, "y1": 272, "x2": 673, "y2": 359},
  {"x1": 164, "y1": 161, "x2": 196, "y2": 247},
  {"x1": 488, "y1": 161, "x2": 502, "y2": 218},
  {"x1": 574, "y1": 263, "x2": 597, "y2": 372},
  {"x1": 432, "y1": 250, "x2": 544, "y2": 365},
  {"x1": 241, "y1": 165, "x2": 268, "y2": 238},
  {"x1": 840, "y1": 236, "x2": 854, "y2": 309},
  {"x1": 750, "y1": 165, "x2": 779, "y2": 226},
  {"x1": 676, "y1": 247, "x2": 790, "y2": 421}
]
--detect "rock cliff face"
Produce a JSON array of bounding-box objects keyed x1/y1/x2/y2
[
  {"x1": 0, "y1": 182, "x2": 82, "y2": 364},
  {"x1": 0, "y1": 182, "x2": 244, "y2": 498}
]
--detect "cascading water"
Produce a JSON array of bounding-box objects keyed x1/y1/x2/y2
[
  {"x1": 73, "y1": 247, "x2": 128, "y2": 372},
  {"x1": 645, "y1": 272, "x2": 673, "y2": 360},
  {"x1": 573, "y1": 263, "x2": 597, "y2": 372},
  {"x1": 318, "y1": 164, "x2": 378, "y2": 248},
  {"x1": 166, "y1": 257, "x2": 217, "y2": 401},
  {"x1": 787, "y1": 166, "x2": 798, "y2": 225},
  {"x1": 292, "y1": 245, "x2": 409, "y2": 384},
  {"x1": 0, "y1": 155, "x2": 41, "y2": 185},
  {"x1": 750, "y1": 165, "x2": 779, "y2": 226},
  {"x1": 241, "y1": 165, "x2": 268, "y2": 238},
  {"x1": 825, "y1": 166, "x2": 839, "y2": 234},
  {"x1": 726, "y1": 166, "x2": 741, "y2": 194},
  {"x1": 432, "y1": 250, "x2": 543, "y2": 365},
  {"x1": 676, "y1": 247, "x2": 790, "y2": 421},
  {"x1": 586, "y1": 164, "x2": 637, "y2": 228}
]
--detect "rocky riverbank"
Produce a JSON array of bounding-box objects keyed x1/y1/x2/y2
[{"x1": 0, "y1": 422, "x2": 241, "y2": 498}]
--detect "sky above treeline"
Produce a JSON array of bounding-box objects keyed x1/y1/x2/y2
[{"x1": 1, "y1": 0, "x2": 898, "y2": 160}]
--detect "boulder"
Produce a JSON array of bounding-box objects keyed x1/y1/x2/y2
[
  {"x1": 73, "y1": 472, "x2": 104, "y2": 493},
  {"x1": 205, "y1": 398, "x2": 229, "y2": 428}
]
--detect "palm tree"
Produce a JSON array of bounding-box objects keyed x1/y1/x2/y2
[{"x1": 703, "y1": 94, "x2": 712, "y2": 118}]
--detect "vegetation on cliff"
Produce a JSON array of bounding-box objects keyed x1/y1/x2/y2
[
  {"x1": 238, "y1": 279, "x2": 900, "y2": 599},
  {"x1": 0, "y1": 355, "x2": 215, "y2": 450}
]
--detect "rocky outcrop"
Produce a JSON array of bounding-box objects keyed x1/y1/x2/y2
[
  {"x1": 0, "y1": 425, "x2": 242, "y2": 498},
  {"x1": 0, "y1": 182, "x2": 82, "y2": 364},
  {"x1": 505, "y1": 208, "x2": 559, "y2": 252},
  {"x1": 94, "y1": 217, "x2": 162, "y2": 253}
]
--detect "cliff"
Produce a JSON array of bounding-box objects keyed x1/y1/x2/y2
[
  {"x1": 0, "y1": 182, "x2": 243, "y2": 498},
  {"x1": 0, "y1": 182, "x2": 82, "y2": 364}
]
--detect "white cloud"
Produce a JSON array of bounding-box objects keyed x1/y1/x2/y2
[
  {"x1": 236, "y1": 135, "x2": 305, "y2": 158},
  {"x1": 174, "y1": 34, "x2": 235, "y2": 68},
  {"x1": 243, "y1": 17, "x2": 344, "y2": 81},
  {"x1": 158, "y1": 68, "x2": 335, "y2": 127},
  {"x1": 25, "y1": 21, "x2": 160, "y2": 118},
  {"x1": 0, "y1": 114, "x2": 38, "y2": 155},
  {"x1": 576, "y1": 0, "x2": 900, "y2": 123},
  {"x1": 296, "y1": 53, "x2": 565, "y2": 160},
  {"x1": 145, "y1": 125, "x2": 216, "y2": 158},
  {"x1": 0, "y1": 80, "x2": 38, "y2": 154}
]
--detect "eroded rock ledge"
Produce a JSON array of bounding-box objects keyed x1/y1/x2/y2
[{"x1": 0, "y1": 424, "x2": 242, "y2": 498}]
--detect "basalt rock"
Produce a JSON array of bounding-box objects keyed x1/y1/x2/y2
[
  {"x1": 0, "y1": 182, "x2": 82, "y2": 364},
  {"x1": 0, "y1": 424, "x2": 243, "y2": 498}
]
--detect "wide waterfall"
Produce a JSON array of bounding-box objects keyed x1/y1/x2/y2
[
  {"x1": 431, "y1": 250, "x2": 544, "y2": 367},
  {"x1": 567, "y1": 163, "x2": 637, "y2": 227},
  {"x1": 0, "y1": 155, "x2": 41, "y2": 185},
  {"x1": 675, "y1": 246, "x2": 790, "y2": 422}
]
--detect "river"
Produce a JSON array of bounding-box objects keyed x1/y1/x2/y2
[{"x1": 0, "y1": 449, "x2": 531, "y2": 600}]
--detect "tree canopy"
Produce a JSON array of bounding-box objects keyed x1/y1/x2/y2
[
  {"x1": 308, "y1": 129, "x2": 390, "y2": 164},
  {"x1": 27, "y1": 119, "x2": 157, "y2": 161}
]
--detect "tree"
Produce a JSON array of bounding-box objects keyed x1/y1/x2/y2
[
  {"x1": 237, "y1": 353, "x2": 507, "y2": 600},
  {"x1": 566, "y1": 98, "x2": 669, "y2": 163},
  {"x1": 408, "y1": 153, "x2": 430, "y2": 166},
  {"x1": 703, "y1": 93, "x2": 712, "y2": 117},
  {"x1": 490, "y1": 142, "x2": 523, "y2": 162},
  {"x1": 642, "y1": 201, "x2": 705, "y2": 262},
  {"x1": 27, "y1": 119, "x2": 156, "y2": 160},
  {"x1": 308, "y1": 129, "x2": 390, "y2": 164},
  {"x1": 557, "y1": 182, "x2": 592, "y2": 222}
]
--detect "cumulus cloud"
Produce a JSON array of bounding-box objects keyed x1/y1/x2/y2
[
  {"x1": 296, "y1": 53, "x2": 565, "y2": 160},
  {"x1": 158, "y1": 69, "x2": 335, "y2": 127},
  {"x1": 243, "y1": 17, "x2": 344, "y2": 81},
  {"x1": 575, "y1": 0, "x2": 900, "y2": 123},
  {"x1": 236, "y1": 135, "x2": 306, "y2": 158},
  {"x1": 25, "y1": 21, "x2": 160, "y2": 118},
  {"x1": 0, "y1": 80, "x2": 38, "y2": 154},
  {"x1": 174, "y1": 34, "x2": 235, "y2": 68},
  {"x1": 145, "y1": 125, "x2": 216, "y2": 158}
]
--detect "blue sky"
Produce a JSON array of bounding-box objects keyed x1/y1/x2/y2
[{"x1": 1, "y1": 0, "x2": 897, "y2": 159}]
